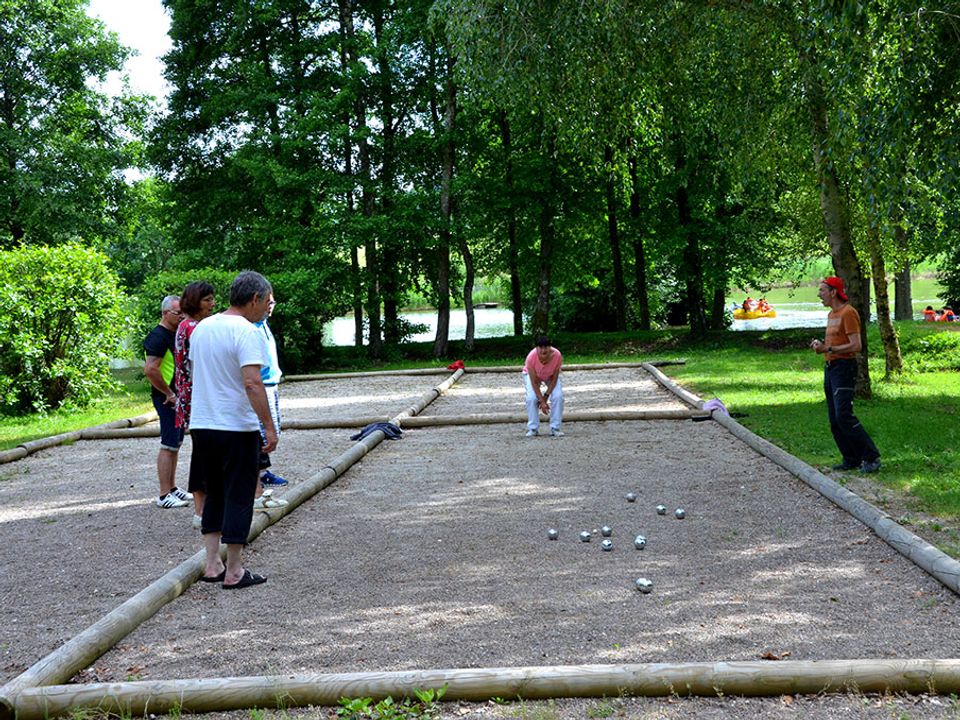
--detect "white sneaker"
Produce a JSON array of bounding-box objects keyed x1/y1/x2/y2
[
  {"x1": 170, "y1": 486, "x2": 193, "y2": 501},
  {"x1": 550, "y1": 428, "x2": 565, "y2": 437},
  {"x1": 192, "y1": 514, "x2": 202, "y2": 529},
  {"x1": 525, "y1": 429, "x2": 539, "y2": 438},
  {"x1": 156, "y1": 493, "x2": 189, "y2": 508}
]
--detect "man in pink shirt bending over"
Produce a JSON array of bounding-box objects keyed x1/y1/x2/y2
[{"x1": 522, "y1": 336, "x2": 564, "y2": 437}]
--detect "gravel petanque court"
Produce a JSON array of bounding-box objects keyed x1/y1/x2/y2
[{"x1": 1, "y1": 366, "x2": 958, "y2": 719}]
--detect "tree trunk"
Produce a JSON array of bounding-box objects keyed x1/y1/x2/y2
[
  {"x1": 460, "y1": 238, "x2": 475, "y2": 350},
  {"x1": 867, "y1": 225, "x2": 903, "y2": 377},
  {"x1": 894, "y1": 226, "x2": 913, "y2": 321},
  {"x1": 532, "y1": 199, "x2": 555, "y2": 337},
  {"x1": 531, "y1": 136, "x2": 557, "y2": 337},
  {"x1": 802, "y1": 54, "x2": 871, "y2": 397},
  {"x1": 373, "y1": 5, "x2": 400, "y2": 346},
  {"x1": 674, "y1": 148, "x2": 706, "y2": 338},
  {"x1": 433, "y1": 241, "x2": 450, "y2": 358},
  {"x1": 351, "y1": 248, "x2": 363, "y2": 347},
  {"x1": 338, "y1": 0, "x2": 380, "y2": 358},
  {"x1": 498, "y1": 110, "x2": 524, "y2": 336},
  {"x1": 604, "y1": 146, "x2": 627, "y2": 331},
  {"x1": 434, "y1": 52, "x2": 456, "y2": 358},
  {"x1": 628, "y1": 151, "x2": 650, "y2": 331}
]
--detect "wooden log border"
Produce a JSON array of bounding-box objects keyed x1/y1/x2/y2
[
  {"x1": 0, "y1": 412, "x2": 158, "y2": 466},
  {"x1": 287, "y1": 409, "x2": 706, "y2": 430},
  {"x1": 4, "y1": 659, "x2": 960, "y2": 720},
  {"x1": 284, "y1": 359, "x2": 685, "y2": 382},
  {"x1": 71, "y1": 409, "x2": 707, "y2": 437},
  {"x1": 641, "y1": 362, "x2": 960, "y2": 596},
  {"x1": 0, "y1": 370, "x2": 464, "y2": 711},
  {"x1": 2, "y1": 361, "x2": 685, "y2": 461}
]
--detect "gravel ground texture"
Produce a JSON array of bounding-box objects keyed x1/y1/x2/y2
[{"x1": 0, "y1": 366, "x2": 957, "y2": 720}]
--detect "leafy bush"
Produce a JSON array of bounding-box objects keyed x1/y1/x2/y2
[
  {"x1": 899, "y1": 328, "x2": 960, "y2": 372},
  {"x1": 0, "y1": 243, "x2": 129, "y2": 414},
  {"x1": 551, "y1": 281, "x2": 620, "y2": 333}
]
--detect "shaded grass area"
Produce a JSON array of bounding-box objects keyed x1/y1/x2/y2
[{"x1": 0, "y1": 368, "x2": 152, "y2": 452}]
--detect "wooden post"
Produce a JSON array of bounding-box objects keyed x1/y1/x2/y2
[{"x1": 4, "y1": 659, "x2": 960, "y2": 720}]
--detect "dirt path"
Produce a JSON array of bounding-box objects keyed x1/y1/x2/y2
[{"x1": 1, "y1": 368, "x2": 957, "y2": 719}]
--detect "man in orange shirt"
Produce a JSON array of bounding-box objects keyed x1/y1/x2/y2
[{"x1": 809, "y1": 277, "x2": 881, "y2": 473}]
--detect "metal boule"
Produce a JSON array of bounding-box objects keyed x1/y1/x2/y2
[
  {"x1": 635, "y1": 577, "x2": 653, "y2": 593},
  {"x1": 547, "y1": 528, "x2": 559, "y2": 540},
  {"x1": 634, "y1": 535, "x2": 646, "y2": 549},
  {"x1": 601, "y1": 525, "x2": 613, "y2": 537},
  {"x1": 675, "y1": 508, "x2": 686, "y2": 519},
  {"x1": 656, "y1": 505, "x2": 667, "y2": 515},
  {"x1": 601, "y1": 539, "x2": 613, "y2": 551},
  {"x1": 579, "y1": 530, "x2": 592, "y2": 542},
  {"x1": 625, "y1": 492, "x2": 637, "y2": 503}
]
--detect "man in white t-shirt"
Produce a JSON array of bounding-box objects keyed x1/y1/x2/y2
[{"x1": 189, "y1": 271, "x2": 278, "y2": 589}]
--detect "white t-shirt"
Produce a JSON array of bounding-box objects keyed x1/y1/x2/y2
[{"x1": 189, "y1": 313, "x2": 269, "y2": 432}]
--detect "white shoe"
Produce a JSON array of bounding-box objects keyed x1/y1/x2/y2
[
  {"x1": 550, "y1": 428, "x2": 565, "y2": 437},
  {"x1": 170, "y1": 486, "x2": 193, "y2": 501},
  {"x1": 156, "y1": 493, "x2": 189, "y2": 508},
  {"x1": 192, "y1": 514, "x2": 202, "y2": 529},
  {"x1": 525, "y1": 429, "x2": 538, "y2": 438}
]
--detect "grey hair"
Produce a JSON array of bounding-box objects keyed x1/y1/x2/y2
[
  {"x1": 229, "y1": 271, "x2": 272, "y2": 307},
  {"x1": 160, "y1": 295, "x2": 179, "y2": 312}
]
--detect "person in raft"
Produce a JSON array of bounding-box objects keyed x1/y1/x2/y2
[
  {"x1": 522, "y1": 335, "x2": 564, "y2": 438},
  {"x1": 809, "y1": 276, "x2": 881, "y2": 474}
]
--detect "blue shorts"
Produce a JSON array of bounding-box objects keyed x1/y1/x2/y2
[{"x1": 152, "y1": 395, "x2": 185, "y2": 451}]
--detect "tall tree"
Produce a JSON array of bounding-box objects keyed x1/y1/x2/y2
[{"x1": 0, "y1": 0, "x2": 146, "y2": 248}]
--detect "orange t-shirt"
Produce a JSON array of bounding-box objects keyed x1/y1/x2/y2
[{"x1": 825, "y1": 304, "x2": 860, "y2": 361}]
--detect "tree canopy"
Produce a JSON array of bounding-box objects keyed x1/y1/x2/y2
[{"x1": 4, "y1": 0, "x2": 959, "y2": 400}]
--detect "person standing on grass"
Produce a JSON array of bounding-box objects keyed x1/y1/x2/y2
[
  {"x1": 190, "y1": 271, "x2": 277, "y2": 589},
  {"x1": 143, "y1": 294, "x2": 192, "y2": 508},
  {"x1": 809, "y1": 276, "x2": 881, "y2": 474},
  {"x1": 173, "y1": 281, "x2": 216, "y2": 528},
  {"x1": 522, "y1": 335, "x2": 564, "y2": 437}
]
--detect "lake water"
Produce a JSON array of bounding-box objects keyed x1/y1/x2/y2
[
  {"x1": 730, "y1": 302, "x2": 827, "y2": 331},
  {"x1": 323, "y1": 307, "x2": 517, "y2": 346},
  {"x1": 323, "y1": 299, "x2": 942, "y2": 346}
]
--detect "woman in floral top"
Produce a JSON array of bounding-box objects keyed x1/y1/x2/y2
[
  {"x1": 174, "y1": 281, "x2": 216, "y2": 430},
  {"x1": 174, "y1": 281, "x2": 216, "y2": 528}
]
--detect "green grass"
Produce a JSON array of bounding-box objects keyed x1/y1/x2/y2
[{"x1": 0, "y1": 368, "x2": 152, "y2": 451}]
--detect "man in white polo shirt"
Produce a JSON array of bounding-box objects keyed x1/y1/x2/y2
[{"x1": 189, "y1": 271, "x2": 278, "y2": 589}]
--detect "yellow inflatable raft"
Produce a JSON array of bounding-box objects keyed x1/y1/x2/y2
[{"x1": 733, "y1": 308, "x2": 777, "y2": 320}]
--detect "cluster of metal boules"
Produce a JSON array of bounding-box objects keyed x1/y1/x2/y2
[{"x1": 545, "y1": 493, "x2": 689, "y2": 594}]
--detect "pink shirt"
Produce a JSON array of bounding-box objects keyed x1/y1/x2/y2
[{"x1": 523, "y1": 347, "x2": 563, "y2": 382}]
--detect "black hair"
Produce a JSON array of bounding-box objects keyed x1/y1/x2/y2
[{"x1": 180, "y1": 281, "x2": 216, "y2": 317}]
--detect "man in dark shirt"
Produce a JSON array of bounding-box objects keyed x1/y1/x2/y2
[{"x1": 144, "y1": 295, "x2": 193, "y2": 507}]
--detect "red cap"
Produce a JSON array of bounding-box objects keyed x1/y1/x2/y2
[{"x1": 823, "y1": 276, "x2": 848, "y2": 301}]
